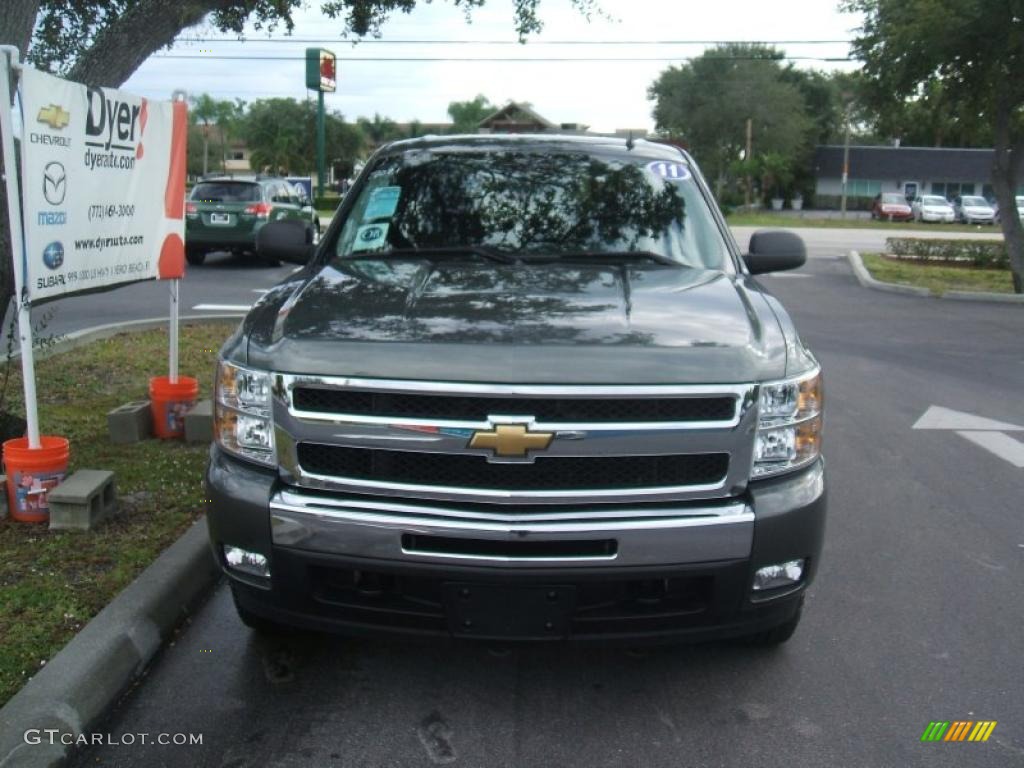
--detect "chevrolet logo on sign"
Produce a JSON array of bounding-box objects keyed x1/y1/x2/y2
[
  {"x1": 37, "y1": 105, "x2": 70, "y2": 130},
  {"x1": 469, "y1": 424, "x2": 554, "y2": 459}
]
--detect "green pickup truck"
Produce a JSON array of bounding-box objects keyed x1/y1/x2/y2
[{"x1": 206, "y1": 135, "x2": 826, "y2": 645}]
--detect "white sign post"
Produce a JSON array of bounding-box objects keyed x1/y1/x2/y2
[{"x1": 0, "y1": 47, "x2": 41, "y2": 449}]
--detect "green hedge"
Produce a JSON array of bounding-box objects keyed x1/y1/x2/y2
[
  {"x1": 886, "y1": 237, "x2": 1009, "y2": 269},
  {"x1": 314, "y1": 194, "x2": 342, "y2": 210}
]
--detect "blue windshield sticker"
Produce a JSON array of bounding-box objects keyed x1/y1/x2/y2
[
  {"x1": 352, "y1": 223, "x2": 390, "y2": 252},
  {"x1": 363, "y1": 186, "x2": 402, "y2": 221},
  {"x1": 646, "y1": 161, "x2": 691, "y2": 181}
]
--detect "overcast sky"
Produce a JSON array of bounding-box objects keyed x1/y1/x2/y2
[{"x1": 122, "y1": 0, "x2": 863, "y2": 133}]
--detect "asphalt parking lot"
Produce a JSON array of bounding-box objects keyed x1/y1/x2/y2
[{"x1": 64, "y1": 232, "x2": 1024, "y2": 767}]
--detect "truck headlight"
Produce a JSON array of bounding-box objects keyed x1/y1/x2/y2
[
  {"x1": 751, "y1": 368, "x2": 822, "y2": 479},
  {"x1": 215, "y1": 360, "x2": 276, "y2": 467}
]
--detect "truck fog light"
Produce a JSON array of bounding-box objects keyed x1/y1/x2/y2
[
  {"x1": 755, "y1": 427, "x2": 795, "y2": 462},
  {"x1": 236, "y1": 413, "x2": 274, "y2": 450},
  {"x1": 223, "y1": 546, "x2": 270, "y2": 578},
  {"x1": 752, "y1": 559, "x2": 804, "y2": 591}
]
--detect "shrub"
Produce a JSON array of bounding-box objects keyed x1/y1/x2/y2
[
  {"x1": 314, "y1": 194, "x2": 341, "y2": 210},
  {"x1": 885, "y1": 237, "x2": 1009, "y2": 269}
]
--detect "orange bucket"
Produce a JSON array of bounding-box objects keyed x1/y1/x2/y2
[
  {"x1": 149, "y1": 375, "x2": 199, "y2": 439},
  {"x1": 3, "y1": 435, "x2": 71, "y2": 523}
]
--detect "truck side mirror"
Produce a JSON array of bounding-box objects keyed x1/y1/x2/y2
[
  {"x1": 743, "y1": 230, "x2": 807, "y2": 275},
  {"x1": 256, "y1": 220, "x2": 315, "y2": 265}
]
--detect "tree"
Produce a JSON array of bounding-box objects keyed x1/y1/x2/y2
[
  {"x1": 648, "y1": 44, "x2": 812, "y2": 199},
  {"x1": 870, "y1": 80, "x2": 994, "y2": 149},
  {"x1": 358, "y1": 113, "x2": 402, "y2": 146},
  {"x1": 213, "y1": 97, "x2": 247, "y2": 171},
  {"x1": 243, "y1": 98, "x2": 365, "y2": 176},
  {"x1": 406, "y1": 119, "x2": 425, "y2": 139},
  {"x1": 448, "y1": 95, "x2": 495, "y2": 133},
  {"x1": 190, "y1": 93, "x2": 219, "y2": 176},
  {"x1": 845, "y1": 0, "x2": 1024, "y2": 292},
  {"x1": 244, "y1": 99, "x2": 313, "y2": 175},
  {"x1": 0, "y1": 0, "x2": 595, "y2": 314}
]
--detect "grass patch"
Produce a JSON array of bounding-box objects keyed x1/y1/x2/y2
[
  {"x1": 726, "y1": 212, "x2": 1001, "y2": 235},
  {"x1": 861, "y1": 253, "x2": 1016, "y2": 295},
  {"x1": 0, "y1": 322, "x2": 237, "y2": 707}
]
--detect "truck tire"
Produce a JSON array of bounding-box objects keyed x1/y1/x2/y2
[{"x1": 739, "y1": 600, "x2": 803, "y2": 647}]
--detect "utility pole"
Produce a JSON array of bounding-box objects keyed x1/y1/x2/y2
[
  {"x1": 745, "y1": 117, "x2": 753, "y2": 209},
  {"x1": 840, "y1": 100, "x2": 851, "y2": 218},
  {"x1": 317, "y1": 89, "x2": 326, "y2": 198}
]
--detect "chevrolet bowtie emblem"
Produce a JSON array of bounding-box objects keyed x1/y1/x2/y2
[
  {"x1": 37, "y1": 105, "x2": 70, "y2": 130},
  {"x1": 469, "y1": 424, "x2": 554, "y2": 458}
]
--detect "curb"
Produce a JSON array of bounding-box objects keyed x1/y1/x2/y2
[
  {"x1": 846, "y1": 251, "x2": 930, "y2": 297},
  {"x1": 943, "y1": 289, "x2": 1024, "y2": 304},
  {"x1": 846, "y1": 251, "x2": 1024, "y2": 303},
  {"x1": 0, "y1": 519, "x2": 219, "y2": 768},
  {"x1": 28, "y1": 313, "x2": 247, "y2": 362}
]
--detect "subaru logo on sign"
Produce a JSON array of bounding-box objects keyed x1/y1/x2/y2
[{"x1": 42, "y1": 241, "x2": 64, "y2": 270}]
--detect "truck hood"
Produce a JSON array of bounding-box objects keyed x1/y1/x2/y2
[{"x1": 244, "y1": 259, "x2": 790, "y2": 384}]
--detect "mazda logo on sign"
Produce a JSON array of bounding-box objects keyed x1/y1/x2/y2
[{"x1": 43, "y1": 162, "x2": 66, "y2": 206}]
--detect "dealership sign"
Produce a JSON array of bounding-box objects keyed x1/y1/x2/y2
[
  {"x1": 305, "y1": 48, "x2": 336, "y2": 92},
  {"x1": 20, "y1": 67, "x2": 186, "y2": 302}
]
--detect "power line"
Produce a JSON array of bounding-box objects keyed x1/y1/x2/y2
[
  {"x1": 156, "y1": 54, "x2": 854, "y2": 62},
  {"x1": 177, "y1": 37, "x2": 853, "y2": 45}
]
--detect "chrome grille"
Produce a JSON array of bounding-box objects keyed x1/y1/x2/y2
[
  {"x1": 274, "y1": 375, "x2": 758, "y2": 506},
  {"x1": 292, "y1": 387, "x2": 736, "y2": 423},
  {"x1": 296, "y1": 444, "x2": 729, "y2": 491}
]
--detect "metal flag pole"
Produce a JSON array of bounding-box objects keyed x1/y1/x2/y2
[
  {"x1": 169, "y1": 279, "x2": 179, "y2": 384},
  {"x1": 0, "y1": 46, "x2": 40, "y2": 449}
]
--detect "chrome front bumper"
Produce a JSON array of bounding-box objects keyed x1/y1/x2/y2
[{"x1": 270, "y1": 489, "x2": 754, "y2": 568}]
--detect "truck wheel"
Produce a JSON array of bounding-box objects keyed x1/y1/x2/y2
[
  {"x1": 231, "y1": 587, "x2": 292, "y2": 635},
  {"x1": 185, "y1": 247, "x2": 206, "y2": 266},
  {"x1": 739, "y1": 600, "x2": 802, "y2": 647}
]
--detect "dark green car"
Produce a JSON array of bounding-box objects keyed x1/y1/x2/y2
[{"x1": 185, "y1": 176, "x2": 320, "y2": 265}]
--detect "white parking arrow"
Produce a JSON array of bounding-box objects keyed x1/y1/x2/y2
[
  {"x1": 914, "y1": 406, "x2": 1024, "y2": 468},
  {"x1": 912, "y1": 406, "x2": 1023, "y2": 432}
]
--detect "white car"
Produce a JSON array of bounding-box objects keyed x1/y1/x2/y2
[
  {"x1": 994, "y1": 196, "x2": 1024, "y2": 223},
  {"x1": 953, "y1": 195, "x2": 996, "y2": 225},
  {"x1": 912, "y1": 195, "x2": 955, "y2": 223}
]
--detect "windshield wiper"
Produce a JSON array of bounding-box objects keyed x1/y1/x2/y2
[
  {"x1": 521, "y1": 250, "x2": 681, "y2": 267},
  {"x1": 348, "y1": 245, "x2": 517, "y2": 264}
]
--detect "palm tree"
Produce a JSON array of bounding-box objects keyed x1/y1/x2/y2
[{"x1": 189, "y1": 94, "x2": 218, "y2": 176}]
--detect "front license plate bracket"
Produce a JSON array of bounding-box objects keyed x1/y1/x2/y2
[{"x1": 443, "y1": 583, "x2": 575, "y2": 639}]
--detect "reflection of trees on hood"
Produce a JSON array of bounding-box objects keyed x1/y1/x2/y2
[
  {"x1": 389, "y1": 152, "x2": 686, "y2": 253},
  {"x1": 275, "y1": 262, "x2": 657, "y2": 347}
]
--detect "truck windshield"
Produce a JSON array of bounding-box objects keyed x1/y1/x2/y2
[{"x1": 332, "y1": 147, "x2": 731, "y2": 270}]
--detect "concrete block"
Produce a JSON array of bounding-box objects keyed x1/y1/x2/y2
[
  {"x1": 107, "y1": 400, "x2": 152, "y2": 444},
  {"x1": 48, "y1": 470, "x2": 117, "y2": 532},
  {"x1": 185, "y1": 399, "x2": 214, "y2": 444}
]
